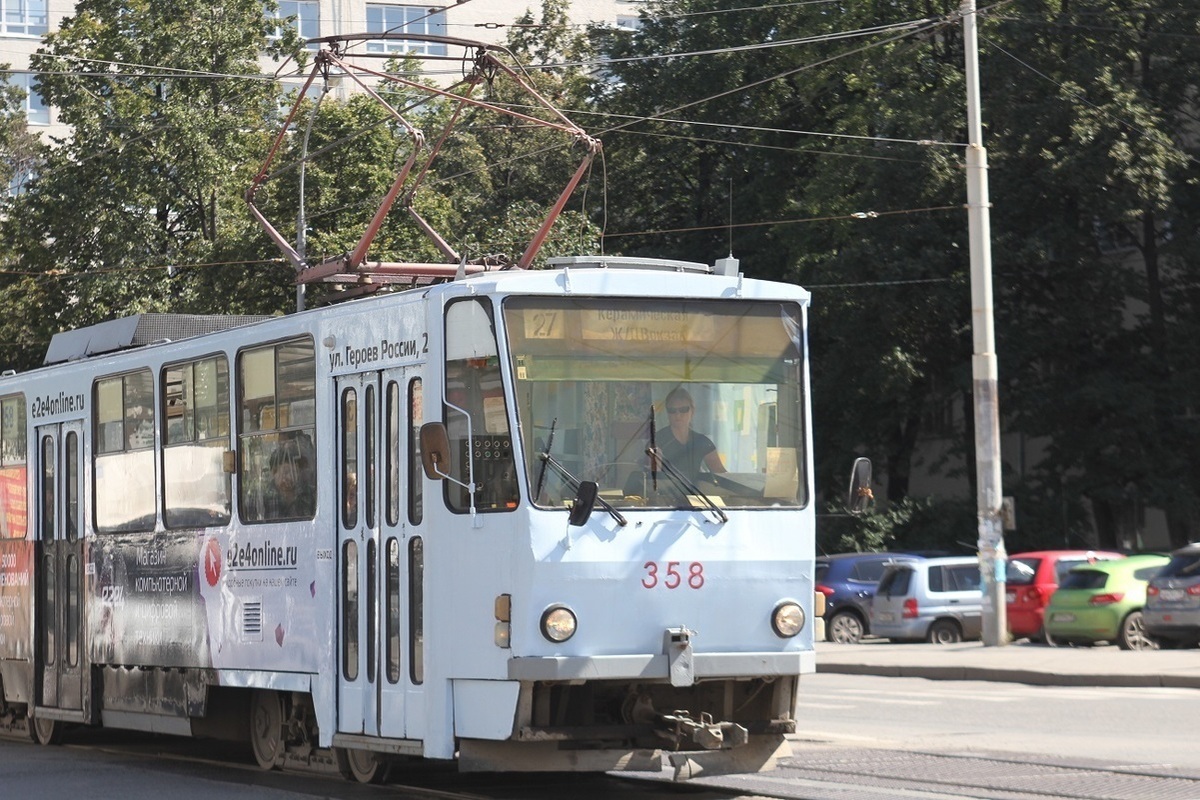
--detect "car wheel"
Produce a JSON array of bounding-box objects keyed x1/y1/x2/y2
[
  {"x1": 926, "y1": 619, "x2": 962, "y2": 645},
  {"x1": 1043, "y1": 629, "x2": 1060, "y2": 647},
  {"x1": 1117, "y1": 610, "x2": 1158, "y2": 651},
  {"x1": 827, "y1": 610, "x2": 866, "y2": 644}
]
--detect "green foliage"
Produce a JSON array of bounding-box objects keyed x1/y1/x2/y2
[
  {"x1": 818, "y1": 496, "x2": 977, "y2": 556},
  {"x1": 586, "y1": 0, "x2": 1200, "y2": 547},
  {"x1": 0, "y1": 0, "x2": 303, "y2": 366}
]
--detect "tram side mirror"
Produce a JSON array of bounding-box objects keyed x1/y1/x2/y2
[
  {"x1": 848, "y1": 457, "x2": 874, "y2": 514},
  {"x1": 569, "y1": 481, "x2": 599, "y2": 526},
  {"x1": 419, "y1": 422, "x2": 452, "y2": 480}
]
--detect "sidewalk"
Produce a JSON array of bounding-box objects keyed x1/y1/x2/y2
[{"x1": 816, "y1": 639, "x2": 1200, "y2": 689}]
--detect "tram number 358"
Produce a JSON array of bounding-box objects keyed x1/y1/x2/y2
[{"x1": 642, "y1": 561, "x2": 705, "y2": 589}]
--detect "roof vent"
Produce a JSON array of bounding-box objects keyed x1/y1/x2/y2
[{"x1": 547, "y1": 256, "x2": 712, "y2": 273}]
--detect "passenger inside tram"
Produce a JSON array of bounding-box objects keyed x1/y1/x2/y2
[{"x1": 262, "y1": 435, "x2": 315, "y2": 519}]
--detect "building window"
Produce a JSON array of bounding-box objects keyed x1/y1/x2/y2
[
  {"x1": 271, "y1": 0, "x2": 319, "y2": 49},
  {"x1": 365, "y1": 4, "x2": 447, "y2": 56},
  {"x1": 11, "y1": 72, "x2": 49, "y2": 126},
  {"x1": 2, "y1": 0, "x2": 48, "y2": 37}
]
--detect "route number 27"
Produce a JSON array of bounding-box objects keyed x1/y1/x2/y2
[{"x1": 642, "y1": 561, "x2": 705, "y2": 589}]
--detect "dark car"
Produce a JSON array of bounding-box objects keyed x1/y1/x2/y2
[
  {"x1": 1144, "y1": 542, "x2": 1200, "y2": 648},
  {"x1": 816, "y1": 552, "x2": 924, "y2": 643}
]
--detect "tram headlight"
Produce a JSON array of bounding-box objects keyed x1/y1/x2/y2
[
  {"x1": 772, "y1": 601, "x2": 805, "y2": 638},
  {"x1": 540, "y1": 605, "x2": 577, "y2": 643}
]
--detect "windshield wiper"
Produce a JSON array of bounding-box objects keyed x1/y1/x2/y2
[
  {"x1": 645, "y1": 447, "x2": 728, "y2": 523},
  {"x1": 538, "y1": 442, "x2": 627, "y2": 527},
  {"x1": 534, "y1": 418, "x2": 557, "y2": 501}
]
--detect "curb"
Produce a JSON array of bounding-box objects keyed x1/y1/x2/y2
[{"x1": 816, "y1": 663, "x2": 1200, "y2": 690}]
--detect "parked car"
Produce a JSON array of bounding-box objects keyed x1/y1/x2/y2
[
  {"x1": 815, "y1": 552, "x2": 925, "y2": 643},
  {"x1": 870, "y1": 556, "x2": 983, "y2": 644},
  {"x1": 1043, "y1": 553, "x2": 1169, "y2": 649},
  {"x1": 1005, "y1": 550, "x2": 1124, "y2": 641},
  {"x1": 1144, "y1": 542, "x2": 1200, "y2": 648}
]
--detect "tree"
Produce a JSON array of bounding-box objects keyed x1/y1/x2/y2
[
  {"x1": 584, "y1": 0, "x2": 1200, "y2": 549},
  {"x1": 0, "y1": 0, "x2": 304, "y2": 369},
  {"x1": 588, "y1": 1, "x2": 973, "y2": 511},
  {"x1": 0, "y1": 67, "x2": 50, "y2": 371},
  {"x1": 986, "y1": 1, "x2": 1200, "y2": 547}
]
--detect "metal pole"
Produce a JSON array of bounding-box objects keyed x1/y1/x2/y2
[
  {"x1": 295, "y1": 84, "x2": 329, "y2": 314},
  {"x1": 962, "y1": 0, "x2": 1007, "y2": 645}
]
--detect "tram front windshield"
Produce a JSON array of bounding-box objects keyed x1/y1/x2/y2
[{"x1": 503, "y1": 297, "x2": 807, "y2": 510}]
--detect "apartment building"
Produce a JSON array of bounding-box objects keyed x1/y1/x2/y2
[{"x1": 1, "y1": 1, "x2": 640, "y2": 140}]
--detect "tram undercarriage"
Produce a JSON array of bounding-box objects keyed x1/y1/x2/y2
[{"x1": 460, "y1": 675, "x2": 797, "y2": 780}]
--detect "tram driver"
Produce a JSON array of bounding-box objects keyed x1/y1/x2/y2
[{"x1": 659, "y1": 387, "x2": 726, "y2": 480}]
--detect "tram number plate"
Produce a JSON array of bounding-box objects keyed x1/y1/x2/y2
[{"x1": 642, "y1": 561, "x2": 705, "y2": 589}]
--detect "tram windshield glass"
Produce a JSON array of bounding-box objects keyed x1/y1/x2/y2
[{"x1": 503, "y1": 297, "x2": 807, "y2": 510}]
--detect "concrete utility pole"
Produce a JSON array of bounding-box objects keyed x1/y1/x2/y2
[{"x1": 961, "y1": 0, "x2": 1007, "y2": 645}]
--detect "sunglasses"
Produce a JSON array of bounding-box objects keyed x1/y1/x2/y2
[{"x1": 667, "y1": 405, "x2": 692, "y2": 414}]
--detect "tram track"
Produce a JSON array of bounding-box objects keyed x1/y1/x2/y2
[
  {"x1": 17, "y1": 719, "x2": 1200, "y2": 799},
  {"x1": 662, "y1": 744, "x2": 1200, "y2": 800}
]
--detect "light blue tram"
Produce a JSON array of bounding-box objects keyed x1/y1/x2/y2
[{"x1": 0, "y1": 254, "x2": 815, "y2": 781}]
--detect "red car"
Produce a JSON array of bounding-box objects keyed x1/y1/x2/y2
[{"x1": 1006, "y1": 549, "x2": 1124, "y2": 641}]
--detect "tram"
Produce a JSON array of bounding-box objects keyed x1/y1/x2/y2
[{"x1": 0, "y1": 255, "x2": 816, "y2": 780}]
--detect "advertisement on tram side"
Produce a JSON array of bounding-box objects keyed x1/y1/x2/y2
[
  {"x1": 88, "y1": 527, "x2": 323, "y2": 673},
  {"x1": 0, "y1": 465, "x2": 30, "y2": 662}
]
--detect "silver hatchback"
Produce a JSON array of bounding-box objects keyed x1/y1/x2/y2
[
  {"x1": 1144, "y1": 542, "x2": 1200, "y2": 648},
  {"x1": 870, "y1": 556, "x2": 983, "y2": 644}
]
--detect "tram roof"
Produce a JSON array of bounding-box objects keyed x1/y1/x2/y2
[{"x1": 44, "y1": 313, "x2": 274, "y2": 366}]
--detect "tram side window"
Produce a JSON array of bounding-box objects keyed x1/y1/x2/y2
[
  {"x1": 94, "y1": 370, "x2": 156, "y2": 532},
  {"x1": 163, "y1": 356, "x2": 232, "y2": 528},
  {"x1": 407, "y1": 378, "x2": 422, "y2": 525},
  {"x1": 444, "y1": 299, "x2": 518, "y2": 513},
  {"x1": 0, "y1": 394, "x2": 27, "y2": 539},
  {"x1": 238, "y1": 338, "x2": 317, "y2": 522}
]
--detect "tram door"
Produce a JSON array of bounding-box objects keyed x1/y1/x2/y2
[
  {"x1": 336, "y1": 369, "x2": 425, "y2": 740},
  {"x1": 35, "y1": 421, "x2": 86, "y2": 718}
]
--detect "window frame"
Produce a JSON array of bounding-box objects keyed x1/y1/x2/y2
[
  {"x1": 93, "y1": 369, "x2": 157, "y2": 533},
  {"x1": 364, "y1": 3, "x2": 448, "y2": 56},
  {"x1": 161, "y1": 353, "x2": 233, "y2": 529}
]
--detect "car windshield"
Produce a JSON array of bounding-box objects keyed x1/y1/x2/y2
[
  {"x1": 1157, "y1": 553, "x2": 1200, "y2": 579},
  {"x1": 1060, "y1": 569, "x2": 1108, "y2": 591},
  {"x1": 1006, "y1": 558, "x2": 1039, "y2": 585}
]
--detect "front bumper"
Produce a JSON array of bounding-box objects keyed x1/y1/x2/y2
[{"x1": 508, "y1": 650, "x2": 813, "y2": 682}]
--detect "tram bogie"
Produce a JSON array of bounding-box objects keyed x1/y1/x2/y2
[{"x1": 0, "y1": 257, "x2": 816, "y2": 780}]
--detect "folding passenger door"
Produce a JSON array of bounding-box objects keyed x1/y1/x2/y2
[
  {"x1": 336, "y1": 372, "x2": 385, "y2": 736},
  {"x1": 378, "y1": 368, "x2": 425, "y2": 740},
  {"x1": 335, "y1": 368, "x2": 426, "y2": 742},
  {"x1": 33, "y1": 420, "x2": 87, "y2": 730}
]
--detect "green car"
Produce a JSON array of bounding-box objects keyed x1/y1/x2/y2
[{"x1": 1044, "y1": 554, "x2": 1169, "y2": 650}]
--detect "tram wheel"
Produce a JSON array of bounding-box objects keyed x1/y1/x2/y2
[
  {"x1": 249, "y1": 690, "x2": 285, "y2": 770},
  {"x1": 336, "y1": 747, "x2": 388, "y2": 784},
  {"x1": 29, "y1": 714, "x2": 62, "y2": 746}
]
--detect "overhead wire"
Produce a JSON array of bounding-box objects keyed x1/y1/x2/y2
[{"x1": 5, "y1": 6, "x2": 968, "y2": 275}]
